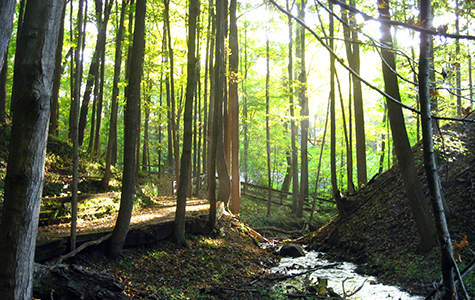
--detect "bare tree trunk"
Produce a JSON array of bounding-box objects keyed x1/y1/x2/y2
[
  {"x1": 329, "y1": 1, "x2": 339, "y2": 215},
  {"x1": 174, "y1": 0, "x2": 199, "y2": 248},
  {"x1": 107, "y1": 0, "x2": 146, "y2": 259},
  {"x1": 229, "y1": 0, "x2": 240, "y2": 214},
  {"x1": 0, "y1": 51, "x2": 8, "y2": 123},
  {"x1": 378, "y1": 0, "x2": 436, "y2": 253},
  {"x1": 102, "y1": 0, "x2": 128, "y2": 189},
  {"x1": 71, "y1": 0, "x2": 86, "y2": 252},
  {"x1": 297, "y1": 0, "x2": 308, "y2": 218},
  {"x1": 50, "y1": 7, "x2": 66, "y2": 136},
  {"x1": 0, "y1": 0, "x2": 65, "y2": 297},
  {"x1": 419, "y1": 0, "x2": 461, "y2": 297},
  {"x1": 265, "y1": 19, "x2": 272, "y2": 217},
  {"x1": 287, "y1": 0, "x2": 299, "y2": 214}
]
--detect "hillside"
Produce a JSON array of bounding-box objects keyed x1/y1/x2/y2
[{"x1": 304, "y1": 121, "x2": 475, "y2": 296}]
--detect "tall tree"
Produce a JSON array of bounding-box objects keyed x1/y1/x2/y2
[
  {"x1": 346, "y1": 0, "x2": 366, "y2": 188},
  {"x1": 378, "y1": 0, "x2": 436, "y2": 253},
  {"x1": 0, "y1": 0, "x2": 65, "y2": 297},
  {"x1": 287, "y1": 0, "x2": 299, "y2": 214},
  {"x1": 102, "y1": 0, "x2": 128, "y2": 189},
  {"x1": 229, "y1": 0, "x2": 240, "y2": 214},
  {"x1": 71, "y1": 0, "x2": 86, "y2": 252},
  {"x1": 77, "y1": 0, "x2": 112, "y2": 147},
  {"x1": 297, "y1": 0, "x2": 308, "y2": 218},
  {"x1": 107, "y1": 0, "x2": 146, "y2": 259},
  {"x1": 419, "y1": 0, "x2": 461, "y2": 297},
  {"x1": 49, "y1": 7, "x2": 66, "y2": 136},
  {"x1": 215, "y1": 0, "x2": 231, "y2": 208},
  {"x1": 265, "y1": 16, "x2": 272, "y2": 217},
  {"x1": 0, "y1": 0, "x2": 15, "y2": 72},
  {"x1": 209, "y1": 0, "x2": 226, "y2": 228},
  {"x1": 164, "y1": 0, "x2": 180, "y2": 182},
  {"x1": 174, "y1": 0, "x2": 199, "y2": 248}
]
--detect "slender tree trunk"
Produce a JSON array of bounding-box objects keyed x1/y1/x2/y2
[
  {"x1": 102, "y1": 0, "x2": 128, "y2": 189},
  {"x1": 297, "y1": 0, "x2": 308, "y2": 218},
  {"x1": 164, "y1": 0, "x2": 180, "y2": 182},
  {"x1": 287, "y1": 0, "x2": 299, "y2": 214},
  {"x1": 265, "y1": 20, "x2": 272, "y2": 217},
  {"x1": 107, "y1": 0, "x2": 146, "y2": 259},
  {"x1": 0, "y1": 0, "x2": 65, "y2": 297},
  {"x1": 229, "y1": 0, "x2": 240, "y2": 214},
  {"x1": 71, "y1": 0, "x2": 86, "y2": 252},
  {"x1": 378, "y1": 0, "x2": 436, "y2": 253},
  {"x1": 215, "y1": 0, "x2": 230, "y2": 208},
  {"x1": 329, "y1": 1, "x2": 339, "y2": 215},
  {"x1": 49, "y1": 7, "x2": 65, "y2": 136},
  {"x1": 0, "y1": 50, "x2": 8, "y2": 123},
  {"x1": 419, "y1": 0, "x2": 460, "y2": 298},
  {"x1": 455, "y1": 0, "x2": 461, "y2": 116},
  {"x1": 174, "y1": 0, "x2": 199, "y2": 248},
  {"x1": 210, "y1": 0, "x2": 226, "y2": 228}
]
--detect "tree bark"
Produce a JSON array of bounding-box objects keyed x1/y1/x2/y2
[
  {"x1": 0, "y1": 50, "x2": 8, "y2": 123},
  {"x1": 107, "y1": 0, "x2": 146, "y2": 259},
  {"x1": 419, "y1": 0, "x2": 458, "y2": 297},
  {"x1": 49, "y1": 7, "x2": 66, "y2": 136},
  {"x1": 229, "y1": 0, "x2": 240, "y2": 214},
  {"x1": 297, "y1": 0, "x2": 308, "y2": 218},
  {"x1": 265, "y1": 20, "x2": 272, "y2": 217},
  {"x1": 102, "y1": 0, "x2": 128, "y2": 189},
  {"x1": 0, "y1": 0, "x2": 15, "y2": 72},
  {"x1": 378, "y1": 0, "x2": 436, "y2": 253},
  {"x1": 287, "y1": 0, "x2": 299, "y2": 214},
  {"x1": 174, "y1": 0, "x2": 199, "y2": 248},
  {"x1": 0, "y1": 0, "x2": 65, "y2": 298}
]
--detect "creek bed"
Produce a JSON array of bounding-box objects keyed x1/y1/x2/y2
[{"x1": 271, "y1": 250, "x2": 423, "y2": 299}]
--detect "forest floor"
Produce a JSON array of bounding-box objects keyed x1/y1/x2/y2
[{"x1": 1, "y1": 121, "x2": 475, "y2": 299}]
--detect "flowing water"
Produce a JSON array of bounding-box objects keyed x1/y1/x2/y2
[{"x1": 270, "y1": 250, "x2": 424, "y2": 299}]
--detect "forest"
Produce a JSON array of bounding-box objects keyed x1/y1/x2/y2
[{"x1": 0, "y1": 0, "x2": 474, "y2": 299}]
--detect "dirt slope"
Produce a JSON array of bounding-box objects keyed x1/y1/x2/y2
[{"x1": 304, "y1": 122, "x2": 475, "y2": 296}]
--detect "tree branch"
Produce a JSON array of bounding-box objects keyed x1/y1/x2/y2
[
  {"x1": 267, "y1": 0, "x2": 475, "y2": 124},
  {"x1": 329, "y1": 0, "x2": 475, "y2": 41}
]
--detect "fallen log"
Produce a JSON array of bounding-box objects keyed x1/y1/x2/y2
[{"x1": 33, "y1": 263, "x2": 129, "y2": 300}]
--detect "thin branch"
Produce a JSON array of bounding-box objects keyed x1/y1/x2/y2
[
  {"x1": 330, "y1": 0, "x2": 475, "y2": 41},
  {"x1": 267, "y1": 0, "x2": 475, "y2": 124}
]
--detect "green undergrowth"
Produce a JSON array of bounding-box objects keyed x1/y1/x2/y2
[{"x1": 239, "y1": 195, "x2": 337, "y2": 236}]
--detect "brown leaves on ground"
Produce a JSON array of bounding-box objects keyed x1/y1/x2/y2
[{"x1": 65, "y1": 214, "x2": 281, "y2": 299}]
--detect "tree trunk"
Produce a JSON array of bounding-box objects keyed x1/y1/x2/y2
[
  {"x1": 287, "y1": 0, "x2": 299, "y2": 214},
  {"x1": 174, "y1": 0, "x2": 199, "y2": 248},
  {"x1": 329, "y1": 1, "x2": 339, "y2": 215},
  {"x1": 49, "y1": 7, "x2": 66, "y2": 136},
  {"x1": 107, "y1": 0, "x2": 146, "y2": 259},
  {"x1": 71, "y1": 0, "x2": 86, "y2": 253},
  {"x1": 0, "y1": 0, "x2": 65, "y2": 298},
  {"x1": 229, "y1": 0, "x2": 240, "y2": 214},
  {"x1": 164, "y1": 0, "x2": 180, "y2": 182},
  {"x1": 265, "y1": 20, "x2": 272, "y2": 217},
  {"x1": 102, "y1": 0, "x2": 128, "y2": 189},
  {"x1": 378, "y1": 0, "x2": 436, "y2": 253},
  {"x1": 215, "y1": 0, "x2": 230, "y2": 208},
  {"x1": 419, "y1": 0, "x2": 458, "y2": 297},
  {"x1": 297, "y1": 0, "x2": 308, "y2": 218},
  {"x1": 0, "y1": 0, "x2": 15, "y2": 72},
  {"x1": 0, "y1": 51, "x2": 8, "y2": 123}
]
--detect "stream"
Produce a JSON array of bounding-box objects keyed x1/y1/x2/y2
[{"x1": 270, "y1": 250, "x2": 424, "y2": 299}]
